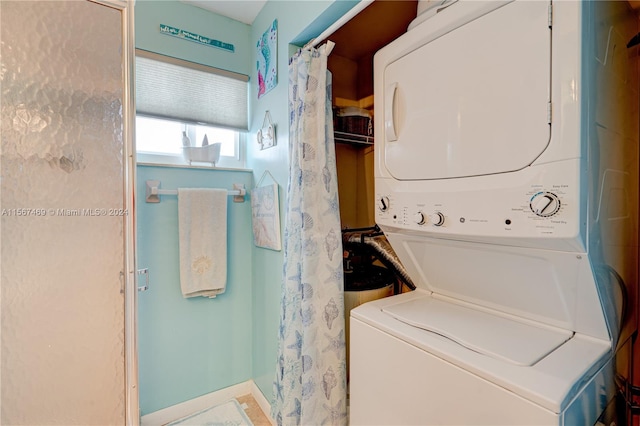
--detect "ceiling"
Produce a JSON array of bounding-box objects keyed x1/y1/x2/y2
[
  {"x1": 180, "y1": 0, "x2": 640, "y2": 29},
  {"x1": 180, "y1": 0, "x2": 267, "y2": 25}
]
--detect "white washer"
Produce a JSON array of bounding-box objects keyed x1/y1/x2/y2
[{"x1": 350, "y1": 1, "x2": 639, "y2": 424}]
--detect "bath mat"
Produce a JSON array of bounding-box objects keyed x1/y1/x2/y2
[{"x1": 166, "y1": 399, "x2": 254, "y2": 426}]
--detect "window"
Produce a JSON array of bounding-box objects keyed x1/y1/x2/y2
[
  {"x1": 135, "y1": 49, "x2": 249, "y2": 168},
  {"x1": 136, "y1": 116, "x2": 182, "y2": 156},
  {"x1": 135, "y1": 116, "x2": 244, "y2": 168}
]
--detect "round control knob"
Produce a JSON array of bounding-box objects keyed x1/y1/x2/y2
[
  {"x1": 430, "y1": 212, "x2": 445, "y2": 226},
  {"x1": 377, "y1": 196, "x2": 390, "y2": 212},
  {"x1": 413, "y1": 212, "x2": 426, "y2": 225},
  {"x1": 530, "y1": 192, "x2": 561, "y2": 217}
]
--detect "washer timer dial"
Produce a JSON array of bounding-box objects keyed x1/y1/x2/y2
[
  {"x1": 530, "y1": 192, "x2": 561, "y2": 217},
  {"x1": 378, "y1": 196, "x2": 390, "y2": 212}
]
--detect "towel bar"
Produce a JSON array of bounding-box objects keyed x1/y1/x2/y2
[{"x1": 145, "y1": 180, "x2": 246, "y2": 203}]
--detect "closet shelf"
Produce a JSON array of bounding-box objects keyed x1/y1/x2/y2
[{"x1": 335, "y1": 131, "x2": 374, "y2": 146}]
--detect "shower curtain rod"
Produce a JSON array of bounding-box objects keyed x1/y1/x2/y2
[{"x1": 144, "y1": 180, "x2": 246, "y2": 203}]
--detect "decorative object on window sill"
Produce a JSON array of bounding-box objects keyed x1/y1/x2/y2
[
  {"x1": 182, "y1": 142, "x2": 221, "y2": 166},
  {"x1": 257, "y1": 19, "x2": 277, "y2": 99},
  {"x1": 182, "y1": 130, "x2": 191, "y2": 147},
  {"x1": 257, "y1": 110, "x2": 276, "y2": 150},
  {"x1": 251, "y1": 170, "x2": 281, "y2": 250}
]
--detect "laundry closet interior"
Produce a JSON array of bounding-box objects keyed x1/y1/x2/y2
[
  {"x1": 324, "y1": 2, "x2": 420, "y2": 352},
  {"x1": 329, "y1": 1, "x2": 416, "y2": 232}
]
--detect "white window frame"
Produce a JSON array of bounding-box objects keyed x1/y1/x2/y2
[
  {"x1": 134, "y1": 49, "x2": 248, "y2": 169},
  {"x1": 135, "y1": 116, "x2": 246, "y2": 169}
]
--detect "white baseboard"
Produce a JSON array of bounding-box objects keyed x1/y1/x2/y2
[
  {"x1": 249, "y1": 380, "x2": 275, "y2": 425},
  {"x1": 140, "y1": 380, "x2": 275, "y2": 426},
  {"x1": 141, "y1": 381, "x2": 251, "y2": 425}
]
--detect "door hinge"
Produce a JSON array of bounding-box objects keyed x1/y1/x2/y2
[
  {"x1": 547, "y1": 102, "x2": 552, "y2": 124},
  {"x1": 137, "y1": 268, "x2": 149, "y2": 292},
  {"x1": 548, "y1": 4, "x2": 553, "y2": 29}
]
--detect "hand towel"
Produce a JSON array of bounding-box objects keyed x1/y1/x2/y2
[{"x1": 178, "y1": 188, "x2": 227, "y2": 298}]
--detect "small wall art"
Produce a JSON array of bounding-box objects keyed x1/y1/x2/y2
[
  {"x1": 257, "y1": 110, "x2": 276, "y2": 150},
  {"x1": 159, "y1": 24, "x2": 234, "y2": 52},
  {"x1": 257, "y1": 19, "x2": 277, "y2": 99},
  {"x1": 251, "y1": 171, "x2": 281, "y2": 251}
]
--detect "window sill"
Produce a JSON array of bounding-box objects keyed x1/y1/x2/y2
[
  {"x1": 136, "y1": 152, "x2": 249, "y2": 172},
  {"x1": 137, "y1": 161, "x2": 252, "y2": 173}
]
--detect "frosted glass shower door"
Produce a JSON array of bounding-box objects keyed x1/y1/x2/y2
[{"x1": 0, "y1": 1, "x2": 135, "y2": 424}]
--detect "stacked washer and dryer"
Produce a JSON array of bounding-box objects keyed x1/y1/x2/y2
[{"x1": 350, "y1": 1, "x2": 639, "y2": 424}]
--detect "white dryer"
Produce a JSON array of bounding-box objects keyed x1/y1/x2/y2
[{"x1": 350, "y1": 1, "x2": 639, "y2": 424}]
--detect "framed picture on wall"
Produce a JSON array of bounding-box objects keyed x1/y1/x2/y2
[
  {"x1": 257, "y1": 19, "x2": 277, "y2": 99},
  {"x1": 251, "y1": 181, "x2": 282, "y2": 251}
]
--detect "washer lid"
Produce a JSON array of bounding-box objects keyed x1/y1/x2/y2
[
  {"x1": 382, "y1": 0, "x2": 551, "y2": 180},
  {"x1": 383, "y1": 296, "x2": 573, "y2": 366}
]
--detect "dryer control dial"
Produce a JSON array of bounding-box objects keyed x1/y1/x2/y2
[
  {"x1": 378, "y1": 196, "x2": 390, "y2": 212},
  {"x1": 413, "y1": 211, "x2": 426, "y2": 225},
  {"x1": 530, "y1": 192, "x2": 561, "y2": 217},
  {"x1": 430, "y1": 212, "x2": 445, "y2": 226}
]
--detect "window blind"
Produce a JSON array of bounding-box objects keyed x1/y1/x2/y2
[{"x1": 135, "y1": 49, "x2": 249, "y2": 131}]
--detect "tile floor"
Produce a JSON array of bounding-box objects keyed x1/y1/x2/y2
[{"x1": 237, "y1": 394, "x2": 272, "y2": 426}]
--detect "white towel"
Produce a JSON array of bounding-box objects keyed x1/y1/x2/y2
[{"x1": 178, "y1": 188, "x2": 227, "y2": 298}]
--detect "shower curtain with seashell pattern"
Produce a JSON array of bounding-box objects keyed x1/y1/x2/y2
[{"x1": 271, "y1": 41, "x2": 347, "y2": 426}]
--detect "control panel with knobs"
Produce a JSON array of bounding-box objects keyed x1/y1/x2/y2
[{"x1": 374, "y1": 165, "x2": 577, "y2": 241}]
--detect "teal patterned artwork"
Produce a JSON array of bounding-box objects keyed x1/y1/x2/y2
[{"x1": 257, "y1": 19, "x2": 277, "y2": 99}]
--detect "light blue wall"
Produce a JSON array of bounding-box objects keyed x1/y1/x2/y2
[
  {"x1": 135, "y1": 0, "x2": 251, "y2": 75},
  {"x1": 135, "y1": 2, "x2": 254, "y2": 415},
  {"x1": 247, "y1": 0, "x2": 360, "y2": 402},
  {"x1": 134, "y1": 0, "x2": 360, "y2": 415},
  {"x1": 136, "y1": 165, "x2": 253, "y2": 415}
]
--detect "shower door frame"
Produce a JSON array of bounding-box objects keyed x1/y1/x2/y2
[
  {"x1": 0, "y1": 0, "x2": 139, "y2": 422},
  {"x1": 93, "y1": 0, "x2": 139, "y2": 424},
  {"x1": 119, "y1": 0, "x2": 139, "y2": 423}
]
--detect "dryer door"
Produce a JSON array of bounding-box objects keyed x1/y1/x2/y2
[{"x1": 383, "y1": 1, "x2": 551, "y2": 180}]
